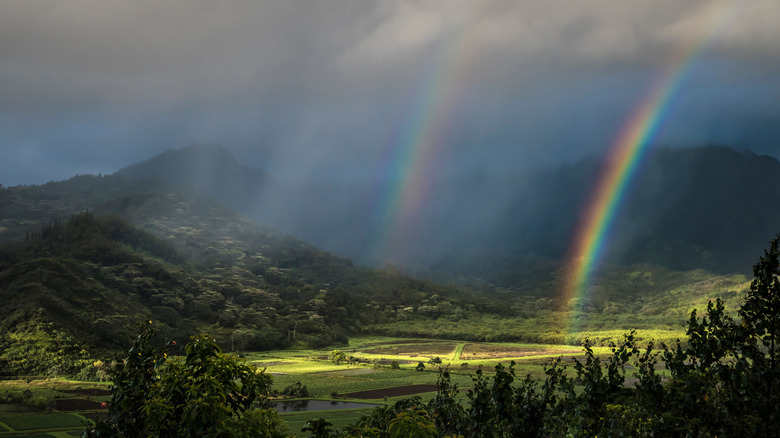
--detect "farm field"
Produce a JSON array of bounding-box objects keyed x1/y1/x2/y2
[
  {"x1": 0, "y1": 380, "x2": 110, "y2": 437},
  {"x1": 0, "y1": 336, "x2": 610, "y2": 436}
]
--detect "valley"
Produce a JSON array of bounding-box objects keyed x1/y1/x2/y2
[
  {"x1": 0, "y1": 145, "x2": 777, "y2": 436},
  {"x1": 4, "y1": 0, "x2": 780, "y2": 433},
  {"x1": 0, "y1": 336, "x2": 610, "y2": 435}
]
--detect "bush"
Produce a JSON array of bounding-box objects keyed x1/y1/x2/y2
[
  {"x1": 330, "y1": 349, "x2": 346, "y2": 365},
  {"x1": 280, "y1": 381, "x2": 309, "y2": 398},
  {"x1": 83, "y1": 322, "x2": 287, "y2": 437},
  {"x1": 333, "y1": 235, "x2": 780, "y2": 437}
]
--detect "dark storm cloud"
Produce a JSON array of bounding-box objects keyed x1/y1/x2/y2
[{"x1": 1, "y1": 0, "x2": 779, "y2": 186}]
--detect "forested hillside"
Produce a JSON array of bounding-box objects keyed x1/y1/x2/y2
[
  {"x1": 113, "y1": 145, "x2": 780, "y2": 279},
  {"x1": 0, "y1": 170, "x2": 756, "y2": 378},
  {"x1": 0, "y1": 178, "x2": 483, "y2": 376}
]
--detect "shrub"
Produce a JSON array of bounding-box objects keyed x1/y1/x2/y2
[
  {"x1": 83, "y1": 322, "x2": 287, "y2": 437},
  {"x1": 280, "y1": 381, "x2": 309, "y2": 398}
]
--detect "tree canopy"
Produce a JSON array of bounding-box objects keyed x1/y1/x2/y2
[
  {"x1": 84, "y1": 322, "x2": 286, "y2": 437},
  {"x1": 85, "y1": 235, "x2": 780, "y2": 437}
]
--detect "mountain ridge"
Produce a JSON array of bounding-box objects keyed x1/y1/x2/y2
[
  {"x1": 111, "y1": 144, "x2": 780, "y2": 277},
  {"x1": 0, "y1": 154, "x2": 760, "y2": 376},
  {"x1": 115, "y1": 144, "x2": 273, "y2": 208}
]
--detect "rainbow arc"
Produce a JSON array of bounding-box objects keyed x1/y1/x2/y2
[{"x1": 561, "y1": 0, "x2": 741, "y2": 334}]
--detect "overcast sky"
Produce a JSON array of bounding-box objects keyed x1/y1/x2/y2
[{"x1": 1, "y1": 0, "x2": 779, "y2": 186}]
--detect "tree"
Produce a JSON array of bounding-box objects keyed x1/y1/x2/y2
[
  {"x1": 742, "y1": 233, "x2": 780, "y2": 385},
  {"x1": 730, "y1": 233, "x2": 780, "y2": 435},
  {"x1": 84, "y1": 322, "x2": 286, "y2": 437},
  {"x1": 331, "y1": 235, "x2": 780, "y2": 437},
  {"x1": 301, "y1": 417, "x2": 336, "y2": 438},
  {"x1": 636, "y1": 234, "x2": 780, "y2": 436},
  {"x1": 330, "y1": 349, "x2": 346, "y2": 365},
  {"x1": 231, "y1": 329, "x2": 255, "y2": 355},
  {"x1": 387, "y1": 408, "x2": 436, "y2": 438}
]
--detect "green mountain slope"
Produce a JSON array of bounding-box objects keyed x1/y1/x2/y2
[
  {"x1": 112, "y1": 144, "x2": 780, "y2": 278},
  {"x1": 0, "y1": 167, "x2": 761, "y2": 378},
  {"x1": 0, "y1": 182, "x2": 475, "y2": 375}
]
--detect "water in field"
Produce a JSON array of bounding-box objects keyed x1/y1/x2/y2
[{"x1": 266, "y1": 399, "x2": 380, "y2": 412}]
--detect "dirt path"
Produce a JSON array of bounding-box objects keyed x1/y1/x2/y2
[{"x1": 452, "y1": 343, "x2": 465, "y2": 361}]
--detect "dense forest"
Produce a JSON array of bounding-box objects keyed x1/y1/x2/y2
[
  {"x1": 81, "y1": 235, "x2": 780, "y2": 437},
  {"x1": 0, "y1": 169, "x2": 753, "y2": 377},
  {"x1": 114, "y1": 145, "x2": 780, "y2": 276},
  {"x1": 0, "y1": 209, "x2": 471, "y2": 376},
  {"x1": 1, "y1": 147, "x2": 777, "y2": 436}
]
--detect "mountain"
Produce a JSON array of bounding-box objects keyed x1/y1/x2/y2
[
  {"x1": 114, "y1": 144, "x2": 273, "y2": 209},
  {"x1": 603, "y1": 147, "x2": 780, "y2": 271},
  {"x1": 0, "y1": 158, "x2": 759, "y2": 376},
  {"x1": 113, "y1": 144, "x2": 780, "y2": 279},
  {"x1": 113, "y1": 145, "x2": 376, "y2": 262},
  {"x1": 0, "y1": 178, "x2": 481, "y2": 375}
]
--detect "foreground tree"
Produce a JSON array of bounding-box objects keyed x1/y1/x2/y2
[
  {"x1": 84, "y1": 322, "x2": 286, "y2": 437},
  {"x1": 603, "y1": 234, "x2": 780, "y2": 437},
  {"x1": 338, "y1": 235, "x2": 780, "y2": 437},
  {"x1": 83, "y1": 235, "x2": 780, "y2": 437}
]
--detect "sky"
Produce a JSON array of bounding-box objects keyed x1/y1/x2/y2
[{"x1": 1, "y1": 0, "x2": 780, "y2": 187}]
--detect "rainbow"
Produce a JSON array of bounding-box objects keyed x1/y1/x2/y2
[
  {"x1": 368, "y1": 6, "x2": 485, "y2": 265},
  {"x1": 561, "y1": 1, "x2": 740, "y2": 333}
]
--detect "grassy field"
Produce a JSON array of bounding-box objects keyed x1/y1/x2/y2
[
  {"x1": 1, "y1": 412, "x2": 87, "y2": 430},
  {"x1": 0, "y1": 336, "x2": 611, "y2": 436}
]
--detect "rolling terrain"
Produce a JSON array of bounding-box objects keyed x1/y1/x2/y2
[
  {"x1": 0, "y1": 144, "x2": 767, "y2": 376},
  {"x1": 114, "y1": 144, "x2": 780, "y2": 278},
  {"x1": 0, "y1": 178, "x2": 481, "y2": 375}
]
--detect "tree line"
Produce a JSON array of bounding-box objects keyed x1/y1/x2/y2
[{"x1": 83, "y1": 235, "x2": 780, "y2": 437}]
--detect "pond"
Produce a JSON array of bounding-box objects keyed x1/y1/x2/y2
[{"x1": 266, "y1": 399, "x2": 381, "y2": 412}]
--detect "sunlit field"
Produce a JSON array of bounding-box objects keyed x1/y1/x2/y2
[{"x1": 0, "y1": 336, "x2": 613, "y2": 435}]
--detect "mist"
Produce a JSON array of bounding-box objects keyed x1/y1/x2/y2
[
  {"x1": 1, "y1": 1, "x2": 779, "y2": 185},
  {"x1": 2, "y1": 1, "x2": 780, "y2": 276}
]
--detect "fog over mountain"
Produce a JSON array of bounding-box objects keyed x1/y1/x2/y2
[
  {"x1": 115, "y1": 144, "x2": 780, "y2": 278},
  {"x1": 2, "y1": 1, "x2": 780, "y2": 281},
  {"x1": 1, "y1": 0, "x2": 779, "y2": 187}
]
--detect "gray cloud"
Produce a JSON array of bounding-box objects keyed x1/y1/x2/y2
[{"x1": 1, "y1": 0, "x2": 779, "y2": 185}]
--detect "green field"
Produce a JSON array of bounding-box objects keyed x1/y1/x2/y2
[
  {"x1": 0, "y1": 412, "x2": 90, "y2": 438},
  {"x1": 1, "y1": 413, "x2": 87, "y2": 430},
  {"x1": 0, "y1": 336, "x2": 607, "y2": 436}
]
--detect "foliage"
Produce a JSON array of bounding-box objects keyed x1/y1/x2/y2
[
  {"x1": 387, "y1": 407, "x2": 436, "y2": 438},
  {"x1": 276, "y1": 381, "x2": 310, "y2": 398},
  {"x1": 330, "y1": 350, "x2": 347, "y2": 365},
  {"x1": 0, "y1": 387, "x2": 52, "y2": 411},
  {"x1": 0, "y1": 322, "x2": 93, "y2": 377},
  {"x1": 5, "y1": 173, "x2": 780, "y2": 436},
  {"x1": 0, "y1": 173, "x2": 754, "y2": 369},
  {"x1": 301, "y1": 417, "x2": 337, "y2": 438},
  {"x1": 329, "y1": 235, "x2": 780, "y2": 437},
  {"x1": 0, "y1": 198, "x2": 483, "y2": 364},
  {"x1": 83, "y1": 322, "x2": 286, "y2": 437}
]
